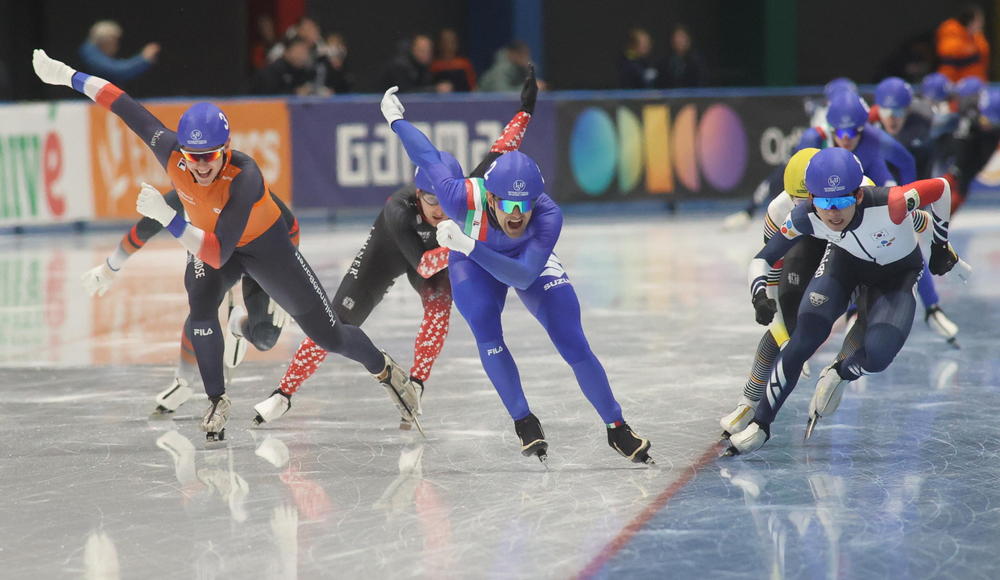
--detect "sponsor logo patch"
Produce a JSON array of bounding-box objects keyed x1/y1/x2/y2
[
  {"x1": 809, "y1": 292, "x2": 829, "y2": 307},
  {"x1": 486, "y1": 345, "x2": 505, "y2": 356},
  {"x1": 193, "y1": 328, "x2": 214, "y2": 336}
]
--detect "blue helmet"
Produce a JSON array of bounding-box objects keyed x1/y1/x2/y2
[
  {"x1": 177, "y1": 102, "x2": 231, "y2": 149},
  {"x1": 955, "y1": 76, "x2": 985, "y2": 99},
  {"x1": 823, "y1": 77, "x2": 858, "y2": 99},
  {"x1": 875, "y1": 77, "x2": 913, "y2": 110},
  {"x1": 826, "y1": 90, "x2": 870, "y2": 139},
  {"x1": 414, "y1": 151, "x2": 463, "y2": 193},
  {"x1": 979, "y1": 87, "x2": 1000, "y2": 124},
  {"x1": 804, "y1": 147, "x2": 864, "y2": 198},
  {"x1": 920, "y1": 72, "x2": 952, "y2": 102},
  {"x1": 484, "y1": 151, "x2": 545, "y2": 203}
]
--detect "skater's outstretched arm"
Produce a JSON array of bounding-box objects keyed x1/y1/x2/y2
[
  {"x1": 885, "y1": 177, "x2": 958, "y2": 274},
  {"x1": 33, "y1": 50, "x2": 177, "y2": 168},
  {"x1": 748, "y1": 203, "x2": 812, "y2": 314},
  {"x1": 470, "y1": 64, "x2": 537, "y2": 178}
]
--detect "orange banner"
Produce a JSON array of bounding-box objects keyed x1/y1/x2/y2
[{"x1": 89, "y1": 100, "x2": 292, "y2": 219}]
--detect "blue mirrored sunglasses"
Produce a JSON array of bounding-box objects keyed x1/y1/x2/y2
[
  {"x1": 497, "y1": 198, "x2": 533, "y2": 213},
  {"x1": 833, "y1": 126, "x2": 863, "y2": 140},
  {"x1": 812, "y1": 195, "x2": 857, "y2": 210}
]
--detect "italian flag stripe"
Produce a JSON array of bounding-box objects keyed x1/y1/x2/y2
[{"x1": 463, "y1": 179, "x2": 489, "y2": 241}]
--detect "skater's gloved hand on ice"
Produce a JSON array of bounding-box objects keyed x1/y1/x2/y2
[
  {"x1": 81, "y1": 261, "x2": 117, "y2": 297},
  {"x1": 520, "y1": 64, "x2": 538, "y2": 114},
  {"x1": 136, "y1": 182, "x2": 177, "y2": 226},
  {"x1": 435, "y1": 220, "x2": 475, "y2": 255},
  {"x1": 32, "y1": 49, "x2": 76, "y2": 87},
  {"x1": 752, "y1": 290, "x2": 777, "y2": 325},
  {"x1": 380, "y1": 86, "x2": 405, "y2": 125},
  {"x1": 929, "y1": 241, "x2": 959, "y2": 275}
]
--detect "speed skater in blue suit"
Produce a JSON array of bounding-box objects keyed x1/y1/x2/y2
[{"x1": 380, "y1": 72, "x2": 653, "y2": 465}]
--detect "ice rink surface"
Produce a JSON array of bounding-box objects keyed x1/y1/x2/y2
[{"x1": 1, "y1": 206, "x2": 998, "y2": 579}]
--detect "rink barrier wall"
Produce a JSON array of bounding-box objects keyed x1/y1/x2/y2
[{"x1": 3, "y1": 88, "x2": 1000, "y2": 227}]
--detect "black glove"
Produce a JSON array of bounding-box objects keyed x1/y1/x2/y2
[
  {"x1": 929, "y1": 242, "x2": 958, "y2": 275},
  {"x1": 520, "y1": 64, "x2": 537, "y2": 115},
  {"x1": 752, "y1": 291, "x2": 777, "y2": 326}
]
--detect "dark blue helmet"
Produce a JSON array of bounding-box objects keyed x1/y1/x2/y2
[
  {"x1": 825, "y1": 90, "x2": 870, "y2": 139},
  {"x1": 484, "y1": 151, "x2": 545, "y2": 202},
  {"x1": 805, "y1": 147, "x2": 864, "y2": 198},
  {"x1": 177, "y1": 102, "x2": 230, "y2": 149},
  {"x1": 920, "y1": 72, "x2": 952, "y2": 102},
  {"x1": 955, "y1": 76, "x2": 985, "y2": 99},
  {"x1": 414, "y1": 151, "x2": 463, "y2": 193},
  {"x1": 823, "y1": 77, "x2": 857, "y2": 99},
  {"x1": 875, "y1": 77, "x2": 913, "y2": 110},
  {"x1": 979, "y1": 87, "x2": 1000, "y2": 124}
]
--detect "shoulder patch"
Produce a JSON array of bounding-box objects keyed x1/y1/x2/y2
[{"x1": 779, "y1": 216, "x2": 802, "y2": 239}]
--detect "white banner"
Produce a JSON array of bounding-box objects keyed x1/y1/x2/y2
[{"x1": 0, "y1": 102, "x2": 94, "y2": 226}]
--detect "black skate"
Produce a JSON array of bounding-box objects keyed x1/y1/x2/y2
[
  {"x1": 399, "y1": 378, "x2": 425, "y2": 431},
  {"x1": 514, "y1": 413, "x2": 548, "y2": 464},
  {"x1": 607, "y1": 422, "x2": 654, "y2": 465}
]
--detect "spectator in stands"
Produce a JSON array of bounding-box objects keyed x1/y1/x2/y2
[
  {"x1": 268, "y1": 17, "x2": 327, "y2": 65},
  {"x1": 431, "y1": 28, "x2": 476, "y2": 92},
  {"x1": 384, "y1": 34, "x2": 451, "y2": 93},
  {"x1": 479, "y1": 40, "x2": 538, "y2": 92},
  {"x1": 251, "y1": 36, "x2": 316, "y2": 96},
  {"x1": 317, "y1": 33, "x2": 355, "y2": 94},
  {"x1": 619, "y1": 28, "x2": 658, "y2": 89},
  {"x1": 250, "y1": 15, "x2": 277, "y2": 71},
  {"x1": 78, "y1": 20, "x2": 160, "y2": 85},
  {"x1": 936, "y1": 4, "x2": 990, "y2": 82},
  {"x1": 657, "y1": 24, "x2": 705, "y2": 88}
]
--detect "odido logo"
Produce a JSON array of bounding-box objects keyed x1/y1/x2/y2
[{"x1": 568, "y1": 103, "x2": 747, "y2": 196}]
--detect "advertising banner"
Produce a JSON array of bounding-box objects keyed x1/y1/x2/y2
[
  {"x1": 88, "y1": 99, "x2": 292, "y2": 219},
  {"x1": 290, "y1": 98, "x2": 556, "y2": 208},
  {"x1": 553, "y1": 95, "x2": 811, "y2": 201},
  {"x1": 0, "y1": 102, "x2": 94, "y2": 226}
]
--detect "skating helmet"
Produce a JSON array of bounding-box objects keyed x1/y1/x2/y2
[
  {"x1": 979, "y1": 87, "x2": 1000, "y2": 124},
  {"x1": 783, "y1": 148, "x2": 820, "y2": 199},
  {"x1": 875, "y1": 77, "x2": 913, "y2": 110},
  {"x1": 955, "y1": 76, "x2": 985, "y2": 99},
  {"x1": 825, "y1": 90, "x2": 870, "y2": 140},
  {"x1": 177, "y1": 102, "x2": 230, "y2": 150},
  {"x1": 823, "y1": 77, "x2": 857, "y2": 99},
  {"x1": 920, "y1": 72, "x2": 952, "y2": 102},
  {"x1": 414, "y1": 151, "x2": 464, "y2": 193},
  {"x1": 484, "y1": 151, "x2": 545, "y2": 212},
  {"x1": 804, "y1": 147, "x2": 864, "y2": 198}
]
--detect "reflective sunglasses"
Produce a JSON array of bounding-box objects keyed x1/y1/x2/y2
[
  {"x1": 180, "y1": 146, "x2": 225, "y2": 164},
  {"x1": 418, "y1": 192, "x2": 440, "y2": 206},
  {"x1": 880, "y1": 107, "x2": 908, "y2": 119},
  {"x1": 496, "y1": 198, "x2": 533, "y2": 213},
  {"x1": 833, "y1": 126, "x2": 863, "y2": 140},
  {"x1": 812, "y1": 195, "x2": 857, "y2": 210}
]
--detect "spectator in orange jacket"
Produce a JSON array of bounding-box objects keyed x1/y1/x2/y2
[
  {"x1": 430, "y1": 29, "x2": 476, "y2": 92},
  {"x1": 936, "y1": 4, "x2": 990, "y2": 82}
]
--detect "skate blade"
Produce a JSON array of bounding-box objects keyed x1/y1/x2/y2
[
  {"x1": 947, "y1": 337, "x2": 961, "y2": 350},
  {"x1": 721, "y1": 445, "x2": 740, "y2": 457},
  {"x1": 538, "y1": 453, "x2": 550, "y2": 470},
  {"x1": 149, "y1": 406, "x2": 175, "y2": 419},
  {"x1": 804, "y1": 414, "x2": 819, "y2": 440},
  {"x1": 252, "y1": 414, "x2": 265, "y2": 427},
  {"x1": 720, "y1": 430, "x2": 732, "y2": 440},
  {"x1": 386, "y1": 384, "x2": 425, "y2": 438}
]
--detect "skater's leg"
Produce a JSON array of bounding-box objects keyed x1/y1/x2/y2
[
  {"x1": 408, "y1": 271, "x2": 451, "y2": 383},
  {"x1": 185, "y1": 255, "x2": 244, "y2": 398},
  {"x1": 837, "y1": 269, "x2": 919, "y2": 380},
  {"x1": 240, "y1": 275, "x2": 286, "y2": 351}
]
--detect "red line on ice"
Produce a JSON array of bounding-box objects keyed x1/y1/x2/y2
[{"x1": 574, "y1": 442, "x2": 724, "y2": 579}]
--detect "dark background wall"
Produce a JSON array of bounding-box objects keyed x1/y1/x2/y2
[{"x1": 0, "y1": 0, "x2": 994, "y2": 101}]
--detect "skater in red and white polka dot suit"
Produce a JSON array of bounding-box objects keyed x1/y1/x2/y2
[{"x1": 252, "y1": 72, "x2": 538, "y2": 428}]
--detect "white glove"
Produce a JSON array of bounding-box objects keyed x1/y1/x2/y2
[
  {"x1": 267, "y1": 298, "x2": 289, "y2": 329},
  {"x1": 136, "y1": 182, "x2": 177, "y2": 226},
  {"x1": 81, "y1": 261, "x2": 117, "y2": 297},
  {"x1": 380, "y1": 86, "x2": 405, "y2": 125},
  {"x1": 32, "y1": 49, "x2": 76, "y2": 87},
  {"x1": 435, "y1": 220, "x2": 475, "y2": 255}
]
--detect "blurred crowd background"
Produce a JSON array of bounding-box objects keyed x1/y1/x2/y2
[{"x1": 0, "y1": 0, "x2": 993, "y2": 101}]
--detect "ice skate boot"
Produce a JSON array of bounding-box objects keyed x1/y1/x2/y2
[
  {"x1": 514, "y1": 413, "x2": 548, "y2": 463},
  {"x1": 720, "y1": 400, "x2": 756, "y2": 439},
  {"x1": 253, "y1": 390, "x2": 291, "y2": 426},
  {"x1": 398, "y1": 378, "x2": 424, "y2": 431},
  {"x1": 608, "y1": 422, "x2": 654, "y2": 464},
  {"x1": 805, "y1": 363, "x2": 849, "y2": 439},
  {"x1": 202, "y1": 394, "x2": 231, "y2": 442},
  {"x1": 925, "y1": 305, "x2": 960, "y2": 349},
  {"x1": 722, "y1": 421, "x2": 770, "y2": 456},
  {"x1": 375, "y1": 352, "x2": 423, "y2": 435},
  {"x1": 224, "y1": 305, "x2": 249, "y2": 368},
  {"x1": 152, "y1": 376, "x2": 194, "y2": 415}
]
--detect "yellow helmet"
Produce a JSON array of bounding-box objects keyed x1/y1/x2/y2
[{"x1": 783, "y1": 148, "x2": 820, "y2": 199}]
